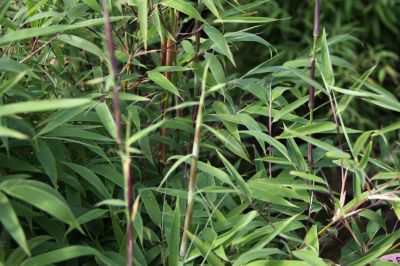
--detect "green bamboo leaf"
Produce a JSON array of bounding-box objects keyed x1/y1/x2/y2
[
  {"x1": 279, "y1": 122, "x2": 336, "y2": 137},
  {"x1": 319, "y1": 28, "x2": 335, "y2": 88},
  {"x1": 0, "y1": 179, "x2": 80, "y2": 229},
  {"x1": 273, "y1": 95, "x2": 309, "y2": 123},
  {"x1": 255, "y1": 214, "x2": 300, "y2": 249},
  {"x1": 58, "y1": 34, "x2": 106, "y2": 60},
  {"x1": 203, "y1": 0, "x2": 220, "y2": 18},
  {"x1": 0, "y1": 59, "x2": 39, "y2": 79},
  {"x1": 292, "y1": 248, "x2": 328, "y2": 266},
  {"x1": 20, "y1": 246, "x2": 114, "y2": 266},
  {"x1": 203, "y1": 124, "x2": 249, "y2": 161},
  {"x1": 148, "y1": 71, "x2": 180, "y2": 96},
  {"x1": 338, "y1": 65, "x2": 376, "y2": 113},
  {"x1": 95, "y1": 102, "x2": 117, "y2": 140},
  {"x1": 178, "y1": 155, "x2": 233, "y2": 186},
  {"x1": 0, "y1": 71, "x2": 27, "y2": 97},
  {"x1": 0, "y1": 154, "x2": 40, "y2": 173},
  {"x1": 216, "y1": 150, "x2": 252, "y2": 196},
  {"x1": 82, "y1": 0, "x2": 102, "y2": 12},
  {"x1": 0, "y1": 125, "x2": 28, "y2": 139},
  {"x1": 34, "y1": 140, "x2": 57, "y2": 186},
  {"x1": 284, "y1": 67, "x2": 324, "y2": 91},
  {"x1": 232, "y1": 249, "x2": 286, "y2": 266},
  {"x1": 287, "y1": 138, "x2": 308, "y2": 172},
  {"x1": 48, "y1": 126, "x2": 113, "y2": 142},
  {"x1": 290, "y1": 171, "x2": 326, "y2": 185},
  {"x1": 168, "y1": 200, "x2": 180, "y2": 266},
  {"x1": 138, "y1": 0, "x2": 148, "y2": 50},
  {"x1": 353, "y1": 131, "x2": 372, "y2": 158},
  {"x1": 6, "y1": 236, "x2": 52, "y2": 266},
  {"x1": 359, "y1": 141, "x2": 372, "y2": 170},
  {"x1": 158, "y1": 154, "x2": 192, "y2": 188},
  {"x1": 185, "y1": 230, "x2": 225, "y2": 266},
  {"x1": 349, "y1": 231, "x2": 400, "y2": 266},
  {"x1": 63, "y1": 162, "x2": 111, "y2": 199},
  {"x1": 372, "y1": 121, "x2": 400, "y2": 136},
  {"x1": 38, "y1": 104, "x2": 91, "y2": 135},
  {"x1": 95, "y1": 199, "x2": 125, "y2": 207},
  {"x1": 305, "y1": 225, "x2": 319, "y2": 254},
  {"x1": 285, "y1": 127, "x2": 350, "y2": 159},
  {"x1": 0, "y1": 191, "x2": 29, "y2": 255},
  {"x1": 0, "y1": 16, "x2": 127, "y2": 45},
  {"x1": 152, "y1": 4, "x2": 163, "y2": 40},
  {"x1": 161, "y1": 0, "x2": 206, "y2": 23},
  {"x1": 215, "y1": 16, "x2": 278, "y2": 24},
  {"x1": 240, "y1": 130, "x2": 290, "y2": 162},
  {"x1": 140, "y1": 189, "x2": 162, "y2": 226},
  {"x1": 247, "y1": 260, "x2": 309, "y2": 266},
  {"x1": 204, "y1": 25, "x2": 235, "y2": 66},
  {"x1": 0, "y1": 99, "x2": 92, "y2": 117},
  {"x1": 127, "y1": 120, "x2": 165, "y2": 146}
]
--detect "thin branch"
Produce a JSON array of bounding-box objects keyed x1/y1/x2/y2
[{"x1": 20, "y1": 33, "x2": 62, "y2": 63}]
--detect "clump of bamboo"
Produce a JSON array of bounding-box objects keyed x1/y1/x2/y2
[
  {"x1": 102, "y1": 2, "x2": 133, "y2": 265},
  {"x1": 179, "y1": 61, "x2": 210, "y2": 258},
  {"x1": 308, "y1": 0, "x2": 320, "y2": 168}
]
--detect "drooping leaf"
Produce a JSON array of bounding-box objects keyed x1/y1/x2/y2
[
  {"x1": 161, "y1": 0, "x2": 206, "y2": 23},
  {"x1": 204, "y1": 25, "x2": 235, "y2": 66},
  {"x1": 0, "y1": 179, "x2": 80, "y2": 229},
  {"x1": 0, "y1": 191, "x2": 29, "y2": 255}
]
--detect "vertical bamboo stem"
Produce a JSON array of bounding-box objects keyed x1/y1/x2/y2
[
  {"x1": 308, "y1": 0, "x2": 320, "y2": 168},
  {"x1": 160, "y1": 10, "x2": 176, "y2": 163},
  {"x1": 180, "y1": 61, "x2": 209, "y2": 258},
  {"x1": 268, "y1": 87, "x2": 273, "y2": 178},
  {"x1": 102, "y1": 2, "x2": 133, "y2": 265}
]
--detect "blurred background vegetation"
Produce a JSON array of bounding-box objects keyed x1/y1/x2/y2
[{"x1": 234, "y1": 0, "x2": 400, "y2": 129}]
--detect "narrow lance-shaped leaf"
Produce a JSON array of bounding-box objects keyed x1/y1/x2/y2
[
  {"x1": 0, "y1": 99, "x2": 92, "y2": 117},
  {"x1": 34, "y1": 140, "x2": 57, "y2": 187},
  {"x1": 148, "y1": 71, "x2": 181, "y2": 97},
  {"x1": 0, "y1": 17, "x2": 127, "y2": 45},
  {"x1": 0, "y1": 126, "x2": 28, "y2": 140},
  {"x1": 204, "y1": 25, "x2": 236, "y2": 66},
  {"x1": 138, "y1": 0, "x2": 148, "y2": 50},
  {"x1": 215, "y1": 16, "x2": 279, "y2": 24},
  {"x1": 168, "y1": 200, "x2": 180, "y2": 266},
  {"x1": 20, "y1": 246, "x2": 114, "y2": 266},
  {"x1": 58, "y1": 34, "x2": 107, "y2": 61},
  {"x1": 0, "y1": 191, "x2": 29, "y2": 256},
  {"x1": 319, "y1": 28, "x2": 335, "y2": 89},
  {"x1": 161, "y1": 0, "x2": 206, "y2": 23},
  {"x1": 203, "y1": 0, "x2": 220, "y2": 18},
  {"x1": 0, "y1": 179, "x2": 80, "y2": 230},
  {"x1": 216, "y1": 150, "x2": 252, "y2": 196},
  {"x1": 95, "y1": 102, "x2": 117, "y2": 140},
  {"x1": 185, "y1": 231, "x2": 225, "y2": 266},
  {"x1": 127, "y1": 120, "x2": 165, "y2": 146}
]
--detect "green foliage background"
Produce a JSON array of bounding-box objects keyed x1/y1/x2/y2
[{"x1": 0, "y1": 0, "x2": 399, "y2": 265}]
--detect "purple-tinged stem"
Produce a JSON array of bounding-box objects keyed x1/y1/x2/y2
[{"x1": 102, "y1": 2, "x2": 133, "y2": 266}]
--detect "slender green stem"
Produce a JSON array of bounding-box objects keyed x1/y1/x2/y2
[
  {"x1": 180, "y1": 61, "x2": 210, "y2": 258},
  {"x1": 308, "y1": 0, "x2": 320, "y2": 168}
]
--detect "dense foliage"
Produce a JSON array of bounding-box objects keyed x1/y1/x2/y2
[{"x1": 0, "y1": 0, "x2": 399, "y2": 265}]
